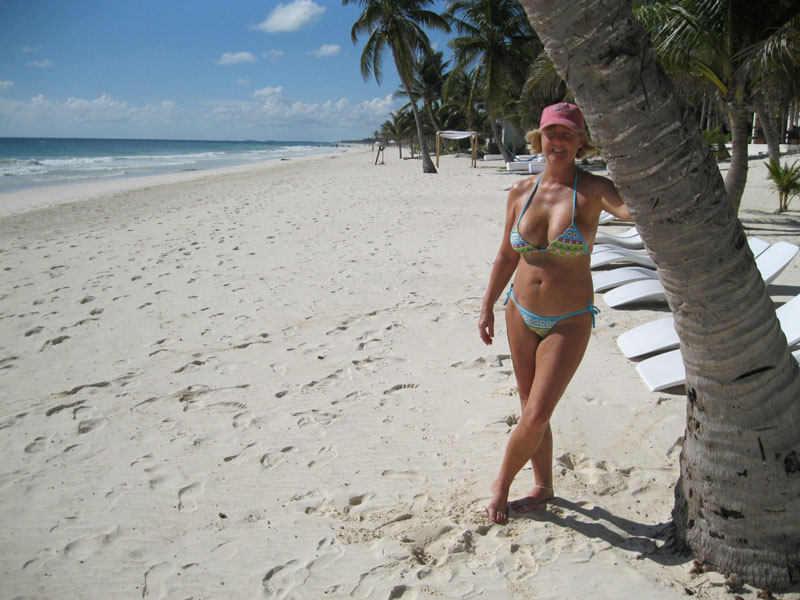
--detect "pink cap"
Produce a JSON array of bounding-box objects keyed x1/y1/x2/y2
[{"x1": 539, "y1": 102, "x2": 585, "y2": 132}]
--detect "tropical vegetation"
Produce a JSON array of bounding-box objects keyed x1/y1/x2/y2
[
  {"x1": 347, "y1": 0, "x2": 799, "y2": 210},
  {"x1": 765, "y1": 158, "x2": 800, "y2": 212},
  {"x1": 344, "y1": 0, "x2": 450, "y2": 173}
]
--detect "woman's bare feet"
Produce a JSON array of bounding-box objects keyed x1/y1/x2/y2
[
  {"x1": 508, "y1": 485, "x2": 555, "y2": 514},
  {"x1": 486, "y1": 480, "x2": 510, "y2": 523}
]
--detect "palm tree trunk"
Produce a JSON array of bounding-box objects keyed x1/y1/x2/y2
[
  {"x1": 392, "y1": 47, "x2": 437, "y2": 174},
  {"x1": 725, "y1": 102, "x2": 751, "y2": 213},
  {"x1": 425, "y1": 103, "x2": 441, "y2": 133},
  {"x1": 756, "y1": 98, "x2": 782, "y2": 167},
  {"x1": 520, "y1": 0, "x2": 800, "y2": 590},
  {"x1": 488, "y1": 105, "x2": 514, "y2": 163}
]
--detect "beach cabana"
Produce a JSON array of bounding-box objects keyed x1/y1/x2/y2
[{"x1": 435, "y1": 130, "x2": 479, "y2": 168}]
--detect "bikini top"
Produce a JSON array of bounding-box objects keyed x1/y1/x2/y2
[{"x1": 509, "y1": 171, "x2": 589, "y2": 257}]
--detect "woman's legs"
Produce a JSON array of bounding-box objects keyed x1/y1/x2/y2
[{"x1": 486, "y1": 304, "x2": 592, "y2": 523}]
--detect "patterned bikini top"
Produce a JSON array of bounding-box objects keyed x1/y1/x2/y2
[{"x1": 509, "y1": 171, "x2": 589, "y2": 257}]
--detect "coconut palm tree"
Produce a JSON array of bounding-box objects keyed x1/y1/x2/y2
[
  {"x1": 406, "y1": 49, "x2": 450, "y2": 133},
  {"x1": 441, "y1": 67, "x2": 478, "y2": 131},
  {"x1": 380, "y1": 110, "x2": 409, "y2": 158},
  {"x1": 634, "y1": 0, "x2": 800, "y2": 212},
  {"x1": 344, "y1": 0, "x2": 450, "y2": 174},
  {"x1": 745, "y1": 17, "x2": 800, "y2": 168},
  {"x1": 520, "y1": 0, "x2": 800, "y2": 590},
  {"x1": 445, "y1": 0, "x2": 537, "y2": 163}
]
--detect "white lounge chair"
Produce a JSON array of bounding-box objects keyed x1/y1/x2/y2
[
  {"x1": 599, "y1": 210, "x2": 627, "y2": 225},
  {"x1": 636, "y1": 296, "x2": 800, "y2": 391},
  {"x1": 599, "y1": 225, "x2": 640, "y2": 239},
  {"x1": 595, "y1": 228, "x2": 644, "y2": 249},
  {"x1": 617, "y1": 316, "x2": 678, "y2": 358},
  {"x1": 603, "y1": 241, "x2": 798, "y2": 309},
  {"x1": 595, "y1": 238, "x2": 771, "y2": 295},
  {"x1": 618, "y1": 261, "x2": 800, "y2": 359},
  {"x1": 593, "y1": 244, "x2": 650, "y2": 255},
  {"x1": 591, "y1": 248, "x2": 656, "y2": 269},
  {"x1": 636, "y1": 349, "x2": 685, "y2": 392},
  {"x1": 747, "y1": 237, "x2": 772, "y2": 257},
  {"x1": 604, "y1": 279, "x2": 666, "y2": 307},
  {"x1": 528, "y1": 162, "x2": 545, "y2": 174},
  {"x1": 593, "y1": 266, "x2": 658, "y2": 293}
]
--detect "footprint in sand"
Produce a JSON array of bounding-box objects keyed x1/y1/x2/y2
[
  {"x1": 22, "y1": 547, "x2": 56, "y2": 572},
  {"x1": 233, "y1": 410, "x2": 252, "y2": 428},
  {"x1": 63, "y1": 525, "x2": 121, "y2": 561},
  {"x1": 351, "y1": 565, "x2": 404, "y2": 600},
  {"x1": 223, "y1": 442, "x2": 262, "y2": 464},
  {"x1": 0, "y1": 412, "x2": 27, "y2": 430},
  {"x1": 177, "y1": 481, "x2": 205, "y2": 511},
  {"x1": 24, "y1": 436, "x2": 49, "y2": 453},
  {"x1": 307, "y1": 446, "x2": 338, "y2": 468},
  {"x1": 383, "y1": 383, "x2": 419, "y2": 395},
  {"x1": 0, "y1": 355, "x2": 18, "y2": 371},
  {"x1": 40, "y1": 335, "x2": 70, "y2": 351},
  {"x1": 142, "y1": 561, "x2": 176, "y2": 599},
  {"x1": 260, "y1": 559, "x2": 309, "y2": 599},
  {"x1": 25, "y1": 325, "x2": 43, "y2": 337},
  {"x1": 104, "y1": 482, "x2": 130, "y2": 510},
  {"x1": 294, "y1": 409, "x2": 338, "y2": 429},
  {"x1": 77, "y1": 417, "x2": 109, "y2": 434},
  {"x1": 143, "y1": 462, "x2": 181, "y2": 491},
  {"x1": 260, "y1": 446, "x2": 298, "y2": 470},
  {"x1": 556, "y1": 452, "x2": 632, "y2": 496}
]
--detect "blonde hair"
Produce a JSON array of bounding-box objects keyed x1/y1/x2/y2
[{"x1": 525, "y1": 129, "x2": 598, "y2": 159}]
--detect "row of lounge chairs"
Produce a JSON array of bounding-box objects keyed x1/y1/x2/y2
[{"x1": 593, "y1": 213, "x2": 799, "y2": 391}]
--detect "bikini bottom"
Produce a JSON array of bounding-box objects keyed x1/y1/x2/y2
[{"x1": 504, "y1": 285, "x2": 599, "y2": 338}]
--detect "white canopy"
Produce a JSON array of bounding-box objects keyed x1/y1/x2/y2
[{"x1": 435, "y1": 130, "x2": 479, "y2": 167}]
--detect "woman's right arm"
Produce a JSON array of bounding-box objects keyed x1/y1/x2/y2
[{"x1": 479, "y1": 187, "x2": 522, "y2": 345}]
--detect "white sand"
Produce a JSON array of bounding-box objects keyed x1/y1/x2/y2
[{"x1": 1, "y1": 147, "x2": 798, "y2": 599}]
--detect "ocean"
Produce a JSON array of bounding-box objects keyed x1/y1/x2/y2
[{"x1": 0, "y1": 137, "x2": 339, "y2": 194}]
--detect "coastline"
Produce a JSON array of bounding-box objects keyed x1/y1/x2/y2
[
  {"x1": 1, "y1": 147, "x2": 798, "y2": 599},
  {"x1": 0, "y1": 145, "x2": 355, "y2": 218}
]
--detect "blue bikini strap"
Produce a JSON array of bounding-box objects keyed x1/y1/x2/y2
[
  {"x1": 515, "y1": 176, "x2": 543, "y2": 230},
  {"x1": 570, "y1": 170, "x2": 579, "y2": 226}
]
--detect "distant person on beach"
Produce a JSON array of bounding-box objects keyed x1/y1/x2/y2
[{"x1": 478, "y1": 102, "x2": 631, "y2": 523}]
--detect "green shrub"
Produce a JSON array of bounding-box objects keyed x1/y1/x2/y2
[{"x1": 765, "y1": 159, "x2": 800, "y2": 213}]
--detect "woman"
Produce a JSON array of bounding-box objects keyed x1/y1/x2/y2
[{"x1": 478, "y1": 102, "x2": 631, "y2": 524}]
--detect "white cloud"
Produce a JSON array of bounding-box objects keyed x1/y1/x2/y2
[
  {"x1": 66, "y1": 94, "x2": 129, "y2": 122},
  {"x1": 252, "y1": 0, "x2": 325, "y2": 33},
  {"x1": 236, "y1": 79, "x2": 251, "y2": 86},
  {"x1": 0, "y1": 90, "x2": 402, "y2": 141},
  {"x1": 27, "y1": 59, "x2": 53, "y2": 68},
  {"x1": 252, "y1": 86, "x2": 285, "y2": 100},
  {"x1": 311, "y1": 44, "x2": 340, "y2": 58},
  {"x1": 0, "y1": 81, "x2": 14, "y2": 91},
  {"x1": 21, "y1": 45, "x2": 42, "y2": 53},
  {"x1": 262, "y1": 49, "x2": 285, "y2": 62},
  {"x1": 217, "y1": 52, "x2": 257, "y2": 66}
]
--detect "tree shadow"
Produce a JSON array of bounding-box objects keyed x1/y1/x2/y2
[
  {"x1": 770, "y1": 285, "x2": 800, "y2": 299},
  {"x1": 517, "y1": 497, "x2": 800, "y2": 594},
  {"x1": 516, "y1": 496, "x2": 690, "y2": 567}
]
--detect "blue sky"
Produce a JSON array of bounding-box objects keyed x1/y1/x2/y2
[{"x1": 0, "y1": 0, "x2": 452, "y2": 141}]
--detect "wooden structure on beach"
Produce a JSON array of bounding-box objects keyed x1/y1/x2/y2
[{"x1": 435, "y1": 130, "x2": 479, "y2": 168}]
